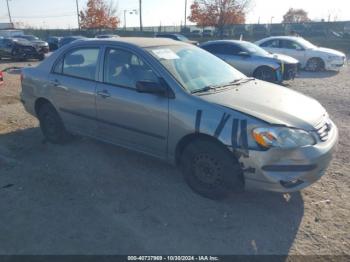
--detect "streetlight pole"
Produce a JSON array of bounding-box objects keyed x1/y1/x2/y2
[
  {"x1": 76, "y1": 0, "x2": 80, "y2": 30},
  {"x1": 184, "y1": 0, "x2": 187, "y2": 29},
  {"x1": 6, "y1": 0, "x2": 13, "y2": 24},
  {"x1": 124, "y1": 10, "x2": 127, "y2": 31},
  {"x1": 139, "y1": 0, "x2": 143, "y2": 32}
]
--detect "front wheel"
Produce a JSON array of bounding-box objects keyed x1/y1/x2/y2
[
  {"x1": 37, "y1": 53, "x2": 45, "y2": 61},
  {"x1": 38, "y1": 103, "x2": 70, "y2": 144},
  {"x1": 305, "y1": 58, "x2": 325, "y2": 72},
  {"x1": 11, "y1": 48, "x2": 25, "y2": 61},
  {"x1": 253, "y1": 66, "x2": 277, "y2": 82},
  {"x1": 180, "y1": 140, "x2": 244, "y2": 200}
]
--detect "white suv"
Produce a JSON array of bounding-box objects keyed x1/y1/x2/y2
[{"x1": 255, "y1": 36, "x2": 346, "y2": 72}]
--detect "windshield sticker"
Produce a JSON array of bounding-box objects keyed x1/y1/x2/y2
[{"x1": 152, "y1": 49, "x2": 179, "y2": 60}]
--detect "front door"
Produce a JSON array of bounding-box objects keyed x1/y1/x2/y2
[
  {"x1": 279, "y1": 40, "x2": 306, "y2": 64},
  {"x1": 95, "y1": 47, "x2": 169, "y2": 158}
]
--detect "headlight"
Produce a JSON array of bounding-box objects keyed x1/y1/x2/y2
[
  {"x1": 327, "y1": 55, "x2": 340, "y2": 61},
  {"x1": 252, "y1": 127, "x2": 316, "y2": 149}
]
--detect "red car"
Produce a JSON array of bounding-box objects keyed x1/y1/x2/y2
[{"x1": 0, "y1": 71, "x2": 4, "y2": 85}]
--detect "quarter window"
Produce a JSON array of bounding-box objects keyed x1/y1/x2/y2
[
  {"x1": 61, "y1": 48, "x2": 100, "y2": 81},
  {"x1": 103, "y1": 48, "x2": 159, "y2": 89}
]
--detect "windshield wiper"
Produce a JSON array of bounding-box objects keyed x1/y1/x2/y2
[
  {"x1": 229, "y1": 77, "x2": 255, "y2": 85},
  {"x1": 191, "y1": 86, "x2": 217, "y2": 94},
  {"x1": 191, "y1": 78, "x2": 255, "y2": 94}
]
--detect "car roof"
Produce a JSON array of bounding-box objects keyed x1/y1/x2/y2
[
  {"x1": 201, "y1": 40, "x2": 250, "y2": 46},
  {"x1": 70, "y1": 37, "x2": 185, "y2": 48},
  {"x1": 256, "y1": 36, "x2": 302, "y2": 43}
]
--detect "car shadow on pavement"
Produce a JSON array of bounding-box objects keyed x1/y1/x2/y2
[
  {"x1": 296, "y1": 70, "x2": 340, "y2": 79},
  {"x1": 0, "y1": 127, "x2": 304, "y2": 255}
]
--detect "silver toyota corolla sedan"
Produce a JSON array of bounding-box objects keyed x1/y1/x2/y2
[
  {"x1": 20, "y1": 38, "x2": 338, "y2": 199},
  {"x1": 201, "y1": 40, "x2": 299, "y2": 83}
]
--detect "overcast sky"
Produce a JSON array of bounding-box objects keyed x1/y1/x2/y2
[{"x1": 0, "y1": 0, "x2": 349, "y2": 29}]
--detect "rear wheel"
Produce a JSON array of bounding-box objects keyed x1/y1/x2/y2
[
  {"x1": 305, "y1": 58, "x2": 325, "y2": 72},
  {"x1": 38, "y1": 103, "x2": 70, "y2": 144},
  {"x1": 253, "y1": 66, "x2": 276, "y2": 82},
  {"x1": 180, "y1": 139, "x2": 244, "y2": 200}
]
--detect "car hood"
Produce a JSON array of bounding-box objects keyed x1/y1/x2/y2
[
  {"x1": 200, "y1": 80, "x2": 326, "y2": 130},
  {"x1": 32, "y1": 40, "x2": 48, "y2": 46},
  {"x1": 311, "y1": 47, "x2": 345, "y2": 57},
  {"x1": 267, "y1": 53, "x2": 299, "y2": 64},
  {"x1": 14, "y1": 41, "x2": 34, "y2": 47}
]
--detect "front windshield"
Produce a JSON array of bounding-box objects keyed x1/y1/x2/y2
[
  {"x1": 296, "y1": 38, "x2": 316, "y2": 49},
  {"x1": 239, "y1": 41, "x2": 270, "y2": 56},
  {"x1": 177, "y1": 35, "x2": 189, "y2": 41},
  {"x1": 148, "y1": 45, "x2": 245, "y2": 93},
  {"x1": 21, "y1": 35, "x2": 39, "y2": 41}
]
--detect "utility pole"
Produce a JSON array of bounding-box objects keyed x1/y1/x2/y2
[
  {"x1": 76, "y1": 0, "x2": 80, "y2": 30},
  {"x1": 139, "y1": 0, "x2": 143, "y2": 32},
  {"x1": 6, "y1": 0, "x2": 13, "y2": 24},
  {"x1": 184, "y1": 0, "x2": 187, "y2": 29}
]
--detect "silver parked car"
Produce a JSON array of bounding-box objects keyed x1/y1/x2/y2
[
  {"x1": 201, "y1": 40, "x2": 299, "y2": 83},
  {"x1": 21, "y1": 38, "x2": 338, "y2": 199}
]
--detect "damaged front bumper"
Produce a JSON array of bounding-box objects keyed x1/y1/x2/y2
[{"x1": 241, "y1": 122, "x2": 338, "y2": 193}]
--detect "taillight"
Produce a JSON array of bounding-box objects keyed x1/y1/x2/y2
[{"x1": 0, "y1": 71, "x2": 4, "y2": 86}]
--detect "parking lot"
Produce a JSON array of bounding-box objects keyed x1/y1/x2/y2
[{"x1": 0, "y1": 59, "x2": 349, "y2": 255}]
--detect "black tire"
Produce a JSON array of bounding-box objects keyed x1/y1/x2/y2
[
  {"x1": 11, "y1": 48, "x2": 23, "y2": 61},
  {"x1": 180, "y1": 139, "x2": 244, "y2": 200},
  {"x1": 253, "y1": 66, "x2": 276, "y2": 82},
  {"x1": 305, "y1": 58, "x2": 325, "y2": 72},
  {"x1": 38, "y1": 103, "x2": 70, "y2": 144},
  {"x1": 38, "y1": 53, "x2": 45, "y2": 61}
]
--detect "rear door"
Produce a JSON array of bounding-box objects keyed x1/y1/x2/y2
[
  {"x1": 49, "y1": 46, "x2": 101, "y2": 136},
  {"x1": 0, "y1": 39, "x2": 13, "y2": 57},
  {"x1": 95, "y1": 47, "x2": 169, "y2": 158}
]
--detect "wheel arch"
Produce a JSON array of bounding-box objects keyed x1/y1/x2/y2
[
  {"x1": 175, "y1": 132, "x2": 233, "y2": 166},
  {"x1": 34, "y1": 97, "x2": 53, "y2": 116},
  {"x1": 306, "y1": 57, "x2": 325, "y2": 69}
]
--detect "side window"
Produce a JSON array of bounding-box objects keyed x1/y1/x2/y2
[
  {"x1": 260, "y1": 39, "x2": 280, "y2": 48},
  {"x1": 103, "y1": 48, "x2": 159, "y2": 89},
  {"x1": 204, "y1": 44, "x2": 242, "y2": 55},
  {"x1": 62, "y1": 48, "x2": 99, "y2": 80},
  {"x1": 225, "y1": 44, "x2": 243, "y2": 55},
  {"x1": 281, "y1": 40, "x2": 303, "y2": 50},
  {"x1": 53, "y1": 58, "x2": 63, "y2": 74}
]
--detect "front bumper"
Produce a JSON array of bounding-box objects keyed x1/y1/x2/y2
[
  {"x1": 282, "y1": 63, "x2": 298, "y2": 81},
  {"x1": 242, "y1": 122, "x2": 338, "y2": 193},
  {"x1": 325, "y1": 57, "x2": 347, "y2": 71}
]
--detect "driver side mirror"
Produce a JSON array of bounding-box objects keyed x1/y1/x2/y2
[{"x1": 136, "y1": 81, "x2": 167, "y2": 96}]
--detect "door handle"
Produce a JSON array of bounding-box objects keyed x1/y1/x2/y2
[
  {"x1": 50, "y1": 79, "x2": 60, "y2": 87},
  {"x1": 97, "y1": 90, "x2": 111, "y2": 98}
]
